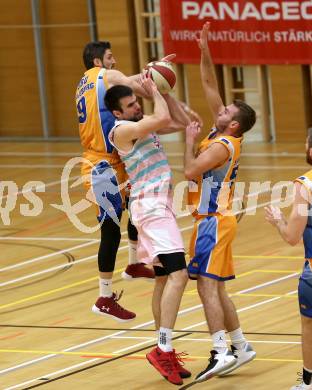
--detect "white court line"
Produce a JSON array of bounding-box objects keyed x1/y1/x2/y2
[
  {"x1": 240, "y1": 165, "x2": 308, "y2": 170},
  {"x1": 0, "y1": 176, "x2": 79, "y2": 201},
  {"x1": 0, "y1": 151, "x2": 305, "y2": 158},
  {"x1": 167, "y1": 152, "x2": 305, "y2": 158},
  {"x1": 178, "y1": 297, "x2": 282, "y2": 331},
  {"x1": 112, "y1": 335, "x2": 301, "y2": 345},
  {"x1": 0, "y1": 211, "x2": 192, "y2": 286},
  {"x1": 0, "y1": 226, "x2": 195, "y2": 287},
  {"x1": 0, "y1": 152, "x2": 79, "y2": 157},
  {"x1": 241, "y1": 152, "x2": 305, "y2": 157},
  {"x1": 0, "y1": 241, "x2": 98, "y2": 272},
  {"x1": 0, "y1": 250, "x2": 100, "y2": 287},
  {"x1": 3, "y1": 288, "x2": 297, "y2": 390},
  {"x1": 1, "y1": 164, "x2": 309, "y2": 170},
  {"x1": 114, "y1": 338, "x2": 156, "y2": 354},
  {"x1": 0, "y1": 164, "x2": 68, "y2": 168},
  {"x1": 0, "y1": 180, "x2": 291, "y2": 273},
  {"x1": 0, "y1": 237, "x2": 99, "y2": 242},
  {"x1": 0, "y1": 318, "x2": 155, "y2": 377},
  {"x1": 180, "y1": 338, "x2": 301, "y2": 345},
  {"x1": 171, "y1": 165, "x2": 308, "y2": 171},
  {"x1": 0, "y1": 197, "x2": 298, "y2": 287},
  {"x1": 3, "y1": 360, "x2": 101, "y2": 390},
  {"x1": 0, "y1": 303, "x2": 201, "y2": 378},
  {"x1": 237, "y1": 274, "x2": 299, "y2": 294}
]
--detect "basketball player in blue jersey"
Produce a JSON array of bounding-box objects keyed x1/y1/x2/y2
[
  {"x1": 265, "y1": 133, "x2": 312, "y2": 390},
  {"x1": 183, "y1": 22, "x2": 257, "y2": 382},
  {"x1": 76, "y1": 41, "x2": 198, "y2": 322}
]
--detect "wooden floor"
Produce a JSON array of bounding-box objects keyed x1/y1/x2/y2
[{"x1": 0, "y1": 140, "x2": 309, "y2": 390}]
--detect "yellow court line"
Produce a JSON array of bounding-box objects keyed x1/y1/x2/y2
[
  {"x1": 186, "y1": 268, "x2": 299, "y2": 295},
  {"x1": 254, "y1": 269, "x2": 300, "y2": 273},
  {"x1": 236, "y1": 269, "x2": 301, "y2": 278},
  {"x1": 255, "y1": 358, "x2": 302, "y2": 363},
  {"x1": 234, "y1": 255, "x2": 302, "y2": 259},
  {"x1": 0, "y1": 349, "x2": 302, "y2": 363},
  {"x1": 0, "y1": 263, "x2": 300, "y2": 311},
  {"x1": 0, "y1": 349, "x2": 118, "y2": 357},
  {"x1": 185, "y1": 291, "x2": 297, "y2": 298},
  {"x1": 236, "y1": 270, "x2": 255, "y2": 278},
  {"x1": 0, "y1": 267, "x2": 124, "y2": 310},
  {"x1": 231, "y1": 293, "x2": 297, "y2": 299}
]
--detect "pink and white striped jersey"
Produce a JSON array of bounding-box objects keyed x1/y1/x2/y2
[{"x1": 109, "y1": 120, "x2": 173, "y2": 198}]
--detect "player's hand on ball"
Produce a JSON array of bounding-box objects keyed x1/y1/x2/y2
[
  {"x1": 180, "y1": 102, "x2": 204, "y2": 127},
  {"x1": 160, "y1": 53, "x2": 176, "y2": 63},
  {"x1": 139, "y1": 73, "x2": 158, "y2": 98},
  {"x1": 186, "y1": 121, "x2": 201, "y2": 144},
  {"x1": 144, "y1": 61, "x2": 176, "y2": 94}
]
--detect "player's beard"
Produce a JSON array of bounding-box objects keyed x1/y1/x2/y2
[{"x1": 129, "y1": 112, "x2": 143, "y2": 122}]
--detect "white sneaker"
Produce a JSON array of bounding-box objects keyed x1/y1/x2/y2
[
  {"x1": 218, "y1": 343, "x2": 256, "y2": 376},
  {"x1": 195, "y1": 349, "x2": 236, "y2": 382}
]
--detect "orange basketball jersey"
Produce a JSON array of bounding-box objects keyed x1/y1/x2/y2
[
  {"x1": 188, "y1": 128, "x2": 242, "y2": 216},
  {"x1": 75, "y1": 67, "x2": 120, "y2": 164}
]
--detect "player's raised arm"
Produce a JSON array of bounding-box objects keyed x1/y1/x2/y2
[
  {"x1": 106, "y1": 69, "x2": 151, "y2": 99},
  {"x1": 105, "y1": 77, "x2": 170, "y2": 146},
  {"x1": 197, "y1": 22, "x2": 224, "y2": 122},
  {"x1": 125, "y1": 78, "x2": 171, "y2": 139}
]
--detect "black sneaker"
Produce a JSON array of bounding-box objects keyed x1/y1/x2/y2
[{"x1": 195, "y1": 349, "x2": 236, "y2": 382}]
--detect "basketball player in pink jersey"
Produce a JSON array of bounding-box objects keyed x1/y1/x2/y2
[
  {"x1": 104, "y1": 77, "x2": 190, "y2": 385},
  {"x1": 184, "y1": 22, "x2": 256, "y2": 383},
  {"x1": 77, "y1": 41, "x2": 154, "y2": 323},
  {"x1": 76, "y1": 41, "x2": 199, "y2": 322}
]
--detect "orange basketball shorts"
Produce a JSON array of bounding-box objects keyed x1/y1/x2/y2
[{"x1": 188, "y1": 214, "x2": 237, "y2": 281}]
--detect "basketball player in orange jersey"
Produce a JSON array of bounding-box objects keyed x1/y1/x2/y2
[
  {"x1": 183, "y1": 22, "x2": 257, "y2": 382},
  {"x1": 76, "y1": 41, "x2": 197, "y2": 322},
  {"x1": 265, "y1": 133, "x2": 312, "y2": 390}
]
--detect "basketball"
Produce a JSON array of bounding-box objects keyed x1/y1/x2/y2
[{"x1": 145, "y1": 61, "x2": 176, "y2": 94}]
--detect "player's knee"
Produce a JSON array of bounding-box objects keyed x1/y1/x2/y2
[
  {"x1": 100, "y1": 217, "x2": 121, "y2": 241},
  {"x1": 154, "y1": 266, "x2": 167, "y2": 278},
  {"x1": 168, "y1": 268, "x2": 188, "y2": 288},
  {"x1": 98, "y1": 217, "x2": 122, "y2": 272}
]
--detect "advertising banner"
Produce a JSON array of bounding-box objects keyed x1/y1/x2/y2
[{"x1": 160, "y1": 0, "x2": 312, "y2": 64}]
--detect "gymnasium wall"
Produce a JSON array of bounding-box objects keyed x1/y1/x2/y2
[
  {"x1": 0, "y1": 0, "x2": 42, "y2": 136},
  {"x1": 0, "y1": 0, "x2": 90, "y2": 137},
  {"x1": 0, "y1": 1, "x2": 310, "y2": 142},
  {"x1": 269, "y1": 66, "x2": 308, "y2": 142}
]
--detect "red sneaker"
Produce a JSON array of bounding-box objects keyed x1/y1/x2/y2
[
  {"x1": 146, "y1": 347, "x2": 183, "y2": 385},
  {"x1": 91, "y1": 291, "x2": 136, "y2": 322},
  {"x1": 122, "y1": 263, "x2": 155, "y2": 281},
  {"x1": 172, "y1": 350, "x2": 192, "y2": 378}
]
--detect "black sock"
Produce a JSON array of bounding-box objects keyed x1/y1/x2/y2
[{"x1": 303, "y1": 367, "x2": 312, "y2": 385}]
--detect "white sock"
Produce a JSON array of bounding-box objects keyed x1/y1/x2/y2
[
  {"x1": 229, "y1": 328, "x2": 247, "y2": 350},
  {"x1": 128, "y1": 241, "x2": 138, "y2": 265},
  {"x1": 158, "y1": 327, "x2": 173, "y2": 352},
  {"x1": 99, "y1": 278, "x2": 112, "y2": 297},
  {"x1": 212, "y1": 330, "x2": 227, "y2": 353}
]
